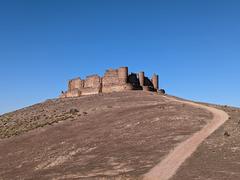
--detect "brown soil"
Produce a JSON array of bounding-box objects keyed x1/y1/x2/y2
[
  {"x1": 0, "y1": 91, "x2": 212, "y2": 180},
  {"x1": 170, "y1": 103, "x2": 240, "y2": 180},
  {"x1": 143, "y1": 96, "x2": 229, "y2": 180}
]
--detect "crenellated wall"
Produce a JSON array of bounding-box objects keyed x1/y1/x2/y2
[
  {"x1": 85, "y1": 75, "x2": 101, "y2": 88},
  {"x1": 60, "y1": 66, "x2": 159, "y2": 98},
  {"x1": 102, "y1": 69, "x2": 119, "y2": 87},
  {"x1": 68, "y1": 78, "x2": 83, "y2": 91}
]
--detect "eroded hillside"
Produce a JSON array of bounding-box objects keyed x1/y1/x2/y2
[{"x1": 0, "y1": 91, "x2": 212, "y2": 179}]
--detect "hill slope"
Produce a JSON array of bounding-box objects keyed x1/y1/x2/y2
[
  {"x1": 171, "y1": 103, "x2": 240, "y2": 180},
  {"x1": 0, "y1": 91, "x2": 235, "y2": 180}
]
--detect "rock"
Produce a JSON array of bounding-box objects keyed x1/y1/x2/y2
[
  {"x1": 69, "y1": 108, "x2": 79, "y2": 114},
  {"x1": 224, "y1": 131, "x2": 230, "y2": 137},
  {"x1": 159, "y1": 89, "x2": 166, "y2": 94}
]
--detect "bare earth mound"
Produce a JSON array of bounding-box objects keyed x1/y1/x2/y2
[{"x1": 0, "y1": 91, "x2": 212, "y2": 179}]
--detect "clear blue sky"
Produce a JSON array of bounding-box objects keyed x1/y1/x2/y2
[{"x1": 0, "y1": 0, "x2": 240, "y2": 114}]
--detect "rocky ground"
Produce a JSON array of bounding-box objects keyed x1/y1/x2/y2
[
  {"x1": 171, "y1": 103, "x2": 240, "y2": 180},
  {"x1": 0, "y1": 91, "x2": 211, "y2": 180}
]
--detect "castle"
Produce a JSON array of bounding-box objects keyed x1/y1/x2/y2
[{"x1": 60, "y1": 67, "x2": 159, "y2": 98}]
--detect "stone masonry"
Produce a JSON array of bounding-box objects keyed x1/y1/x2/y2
[{"x1": 60, "y1": 67, "x2": 160, "y2": 98}]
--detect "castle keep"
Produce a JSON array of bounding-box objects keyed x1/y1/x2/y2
[{"x1": 60, "y1": 67, "x2": 159, "y2": 98}]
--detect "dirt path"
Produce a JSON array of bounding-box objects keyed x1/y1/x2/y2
[{"x1": 143, "y1": 96, "x2": 229, "y2": 180}]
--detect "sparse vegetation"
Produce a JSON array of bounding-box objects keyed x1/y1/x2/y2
[{"x1": 0, "y1": 99, "x2": 85, "y2": 139}]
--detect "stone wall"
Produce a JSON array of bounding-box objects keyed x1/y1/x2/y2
[
  {"x1": 85, "y1": 75, "x2": 101, "y2": 88},
  {"x1": 102, "y1": 69, "x2": 119, "y2": 87},
  {"x1": 64, "y1": 89, "x2": 81, "y2": 98},
  {"x1": 68, "y1": 78, "x2": 83, "y2": 91},
  {"x1": 80, "y1": 87, "x2": 101, "y2": 96},
  {"x1": 102, "y1": 84, "x2": 134, "y2": 93},
  {"x1": 118, "y1": 67, "x2": 128, "y2": 84},
  {"x1": 60, "y1": 66, "x2": 159, "y2": 98}
]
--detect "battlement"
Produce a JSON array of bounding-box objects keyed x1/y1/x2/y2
[{"x1": 60, "y1": 66, "x2": 160, "y2": 98}]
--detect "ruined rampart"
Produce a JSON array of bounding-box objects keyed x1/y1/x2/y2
[{"x1": 60, "y1": 66, "x2": 159, "y2": 98}]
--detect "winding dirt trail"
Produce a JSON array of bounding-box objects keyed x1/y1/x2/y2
[{"x1": 143, "y1": 96, "x2": 229, "y2": 180}]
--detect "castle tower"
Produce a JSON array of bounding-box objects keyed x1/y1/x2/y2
[
  {"x1": 152, "y1": 74, "x2": 159, "y2": 91},
  {"x1": 68, "y1": 78, "x2": 82, "y2": 91},
  {"x1": 68, "y1": 80, "x2": 72, "y2": 91},
  {"x1": 139, "y1": 71, "x2": 145, "y2": 87},
  {"x1": 118, "y1": 67, "x2": 128, "y2": 84}
]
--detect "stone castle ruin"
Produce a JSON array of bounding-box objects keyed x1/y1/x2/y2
[{"x1": 60, "y1": 67, "x2": 159, "y2": 98}]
